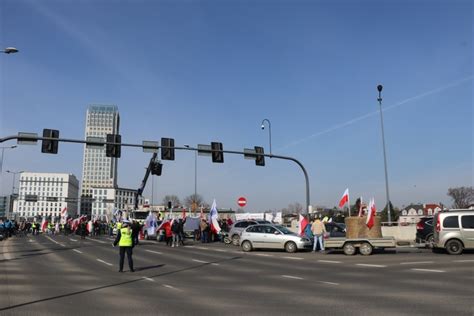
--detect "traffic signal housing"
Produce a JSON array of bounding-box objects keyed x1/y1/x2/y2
[
  {"x1": 106, "y1": 134, "x2": 121, "y2": 158},
  {"x1": 211, "y1": 142, "x2": 224, "y2": 163},
  {"x1": 41, "y1": 129, "x2": 59, "y2": 154},
  {"x1": 151, "y1": 161, "x2": 163, "y2": 176},
  {"x1": 254, "y1": 146, "x2": 265, "y2": 166},
  {"x1": 161, "y1": 138, "x2": 175, "y2": 160}
]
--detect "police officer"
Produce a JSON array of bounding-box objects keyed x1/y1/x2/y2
[{"x1": 113, "y1": 220, "x2": 134, "y2": 273}]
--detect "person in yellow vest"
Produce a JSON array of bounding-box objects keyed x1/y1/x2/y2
[{"x1": 113, "y1": 220, "x2": 134, "y2": 272}]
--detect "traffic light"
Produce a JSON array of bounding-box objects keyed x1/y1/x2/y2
[
  {"x1": 161, "y1": 138, "x2": 175, "y2": 160},
  {"x1": 151, "y1": 161, "x2": 163, "y2": 176},
  {"x1": 106, "y1": 134, "x2": 121, "y2": 158},
  {"x1": 254, "y1": 146, "x2": 265, "y2": 166},
  {"x1": 211, "y1": 142, "x2": 224, "y2": 163},
  {"x1": 41, "y1": 129, "x2": 59, "y2": 154}
]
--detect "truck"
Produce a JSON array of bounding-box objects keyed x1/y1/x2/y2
[{"x1": 324, "y1": 237, "x2": 397, "y2": 255}]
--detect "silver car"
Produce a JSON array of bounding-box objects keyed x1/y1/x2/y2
[
  {"x1": 240, "y1": 224, "x2": 312, "y2": 253},
  {"x1": 229, "y1": 219, "x2": 271, "y2": 246},
  {"x1": 433, "y1": 209, "x2": 474, "y2": 255}
]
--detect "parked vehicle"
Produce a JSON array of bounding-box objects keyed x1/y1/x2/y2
[
  {"x1": 432, "y1": 209, "x2": 474, "y2": 255},
  {"x1": 143, "y1": 220, "x2": 162, "y2": 240},
  {"x1": 240, "y1": 224, "x2": 312, "y2": 253},
  {"x1": 229, "y1": 219, "x2": 271, "y2": 246},
  {"x1": 416, "y1": 217, "x2": 434, "y2": 247}
]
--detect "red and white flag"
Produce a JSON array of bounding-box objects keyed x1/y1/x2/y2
[
  {"x1": 299, "y1": 214, "x2": 309, "y2": 236},
  {"x1": 338, "y1": 189, "x2": 349, "y2": 208},
  {"x1": 182, "y1": 208, "x2": 186, "y2": 220},
  {"x1": 366, "y1": 198, "x2": 376, "y2": 229},
  {"x1": 209, "y1": 199, "x2": 221, "y2": 234},
  {"x1": 41, "y1": 218, "x2": 48, "y2": 232},
  {"x1": 60, "y1": 207, "x2": 68, "y2": 224}
]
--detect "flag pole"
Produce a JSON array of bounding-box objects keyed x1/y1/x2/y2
[{"x1": 348, "y1": 194, "x2": 351, "y2": 217}]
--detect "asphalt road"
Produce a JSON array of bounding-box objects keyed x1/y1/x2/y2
[{"x1": 0, "y1": 234, "x2": 473, "y2": 316}]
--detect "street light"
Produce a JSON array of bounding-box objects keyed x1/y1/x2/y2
[
  {"x1": 6, "y1": 170, "x2": 24, "y2": 195},
  {"x1": 184, "y1": 144, "x2": 197, "y2": 210},
  {"x1": 260, "y1": 118, "x2": 272, "y2": 156},
  {"x1": 2, "y1": 47, "x2": 19, "y2": 54},
  {"x1": 0, "y1": 145, "x2": 17, "y2": 173},
  {"x1": 377, "y1": 84, "x2": 392, "y2": 225}
]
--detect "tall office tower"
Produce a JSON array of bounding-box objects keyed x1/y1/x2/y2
[{"x1": 80, "y1": 105, "x2": 120, "y2": 215}]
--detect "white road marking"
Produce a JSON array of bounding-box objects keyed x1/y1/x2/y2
[
  {"x1": 69, "y1": 238, "x2": 78, "y2": 242},
  {"x1": 195, "y1": 247, "x2": 209, "y2": 250},
  {"x1": 356, "y1": 264, "x2": 387, "y2": 268},
  {"x1": 45, "y1": 236, "x2": 66, "y2": 247},
  {"x1": 281, "y1": 275, "x2": 304, "y2": 280},
  {"x1": 28, "y1": 239, "x2": 33, "y2": 242},
  {"x1": 318, "y1": 281, "x2": 339, "y2": 286},
  {"x1": 453, "y1": 259, "x2": 474, "y2": 263},
  {"x1": 411, "y1": 268, "x2": 445, "y2": 273},
  {"x1": 214, "y1": 249, "x2": 228, "y2": 252},
  {"x1": 318, "y1": 260, "x2": 342, "y2": 264},
  {"x1": 96, "y1": 259, "x2": 113, "y2": 266},
  {"x1": 283, "y1": 256, "x2": 304, "y2": 260},
  {"x1": 145, "y1": 250, "x2": 163, "y2": 255},
  {"x1": 73, "y1": 249, "x2": 83, "y2": 254},
  {"x1": 400, "y1": 261, "x2": 434, "y2": 265},
  {"x1": 163, "y1": 284, "x2": 179, "y2": 290},
  {"x1": 87, "y1": 238, "x2": 106, "y2": 244},
  {"x1": 211, "y1": 263, "x2": 220, "y2": 266},
  {"x1": 192, "y1": 259, "x2": 209, "y2": 264},
  {"x1": 144, "y1": 277, "x2": 155, "y2": 282},
  {"x1": 255, "y1": 254, "x2": 273, "y2": 257}
]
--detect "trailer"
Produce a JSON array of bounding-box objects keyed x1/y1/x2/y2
[{"x1": 324, "y1": 237, "x2": 396, "y2": 255}]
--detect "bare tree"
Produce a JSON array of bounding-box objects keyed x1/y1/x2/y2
[
  {"x1": 183, "y1": 194, "x2": 206, "y2": 209},
  {"x1": 447, "y1": 187, "x2": 474, "y2": 208},
  {"x1": 162, "y1": 195, "x2": 181, "y2": 208},
  {"x1": 287, "y1": 202, "x2": 303, "y2": 214}
]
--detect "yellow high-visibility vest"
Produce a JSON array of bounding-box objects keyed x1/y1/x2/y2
[{"x1": 118, "y1": 228, "x2": 133, "y2": 247}]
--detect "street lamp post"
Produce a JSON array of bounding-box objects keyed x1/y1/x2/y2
[
  {"x1": 184, "y1": 145, "x2": 198, "y2": 210},
  {"x1": 6, "y1": 170, "x2": 24, "y2": 195},
  {"x1": 260, "y1": 119, "x2": 272, "y2": 156},
  {"x1": 377, "y1": 84, "x2": 392, "y2": 225},
  {"x1": 0, "y1": 145, "x2": 17, "y2": 173}
]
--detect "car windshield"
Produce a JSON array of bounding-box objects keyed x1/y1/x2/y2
[
  {"x1": 256, "y1": 220, "x2": 270, "y2": 224},
  {"x1": 274, "y1": 225, "x2": 295, "y2": 235}
]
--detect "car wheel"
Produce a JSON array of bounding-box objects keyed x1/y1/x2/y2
[
  {"x1": 343, "y1": 242, "x2": 356, "y2": 255},
  {"x1": 285, "y1": 241, "x2": 297, "y2": 253},
  {"x1": 232, "y1": 234, "x2": 240, "y2": 246},
  {"x1": 445, "y1": 239, "x2": 463, "y2": 255},
  {"x1": 242, "y1": 241, "x2": 252, "y2": 252},
  {"x1": 359, "y1": 242, "x2": 373, "y2": 256},
  {"x1": 425, "y1": 235, "x2": 434, "y2": 248}
]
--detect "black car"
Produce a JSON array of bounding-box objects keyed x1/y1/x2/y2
[
  {"x1": 324, "y1": 222, "x2": 346, "y2": 237},
  {"x1": 416, "y1": 217, "x2": 434, "y2": 247}
]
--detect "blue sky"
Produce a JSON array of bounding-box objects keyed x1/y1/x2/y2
[{"x1": 0, "y1": 0, "x2": 472, "y2": 211}]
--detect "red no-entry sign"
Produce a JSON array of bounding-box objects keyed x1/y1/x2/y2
[{"x1": 237, "y1": 197, "x2": 247, "y2": 207}]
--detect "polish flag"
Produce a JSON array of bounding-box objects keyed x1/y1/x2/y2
[
  {"x1": 60, "y1": 207, "x2": 68, "y2": 224},
  {"x1": 338, "y1": 189, "x2": 349, "y2": 208},
  {"x1": 41, "y1": 218, "x2": 48, "y2": 232},
  {"x1": 299, "y1": 214, "x2": 309, "y2": 236},
  {"x1": 366, "y1": 198, "x2": 376, "y2": 229},
  {"x1": 209, "y1": 199, "x2": 221, "y2": 234}
]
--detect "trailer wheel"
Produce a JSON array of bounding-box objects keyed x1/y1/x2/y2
[
  {"x1": 343, "y1": 242, "x2": 356, "y2": 255},
  {"x1": 359, "y1": 242, "x2": 373, "y2": 256}
]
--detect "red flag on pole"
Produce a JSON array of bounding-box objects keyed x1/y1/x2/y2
[
  {"x1": 338, "y1": 189, "x2": 349, "y2": 208},
  {"x1": 299, "y1": 214, "x2": 308, "y2": 236},
  {"x1": 366, "y1": 198, "x2": 376, "y2": 229}
]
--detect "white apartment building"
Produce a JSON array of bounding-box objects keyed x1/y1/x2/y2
[
  {"x1": 81, "y1": 105, "x2": 120, "y2": 215},
  {"x1": 91, "y1": 187, "x2": 143, "y2": 218},
  {"x1": 14, "y1": 172, "x2": 79, "y2": 219}
]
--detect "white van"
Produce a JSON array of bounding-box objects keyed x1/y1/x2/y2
[{"x1": 432, "y1": 209, "x2": 474, "y2": 255}]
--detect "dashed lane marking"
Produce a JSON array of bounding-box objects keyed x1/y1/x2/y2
[
  {"x1": 411, "y1": 268, "x2": 445, "y2": 273},
  {"x1": 356, "y1": 264, "x2": 387, "y2": 268},
  {"x1": 144, "y1": 277, "x2": 155, "y2": 282},
  {"x1": 281, "y1": 275, "x2": 304, "y2": 280},
  {"x1": 318, "y1": 281, "x2": 339, "y2": 285},
  {"x1": 318, "y1": 260, "x2": 342, "y2": 264},
  {"x1": 400, "y1": 261, "x2": 434, "y2": 265},
  {"x1": 145, "y1": 250, "x2": 163, "y2": 255},
  {"x1": 86, "y1": 238, "x2": 106, "y2": 244},
  {"x1": 214, "y1": 249, "x2": 228, "y2": 252},
  {"x1": 255, "y1": 254, "x2": 274, "y2": 257},
  {"x1": 73, "y1": 249, "x2": 83, "y2": 254},
  {"x1": 45, "y1": 236, "x2": 66, "y2": 247},
  {"x1": 194, "y1": 247, "x2": 209, "y2": 250},
  {"x1": 283, "y1": 256, "x2": 304, "y2": 260},
  {"x1": 163, "y1": 284, "x2": 181, "y2": 291},
  {"x1": 453, "y1": 259, "x2": 474, "y2": 263},
  {"x1": 96, "y1": 259, "x2": 113, "y2": 266},
  {"x1": 192, "y1": 259, "x2": 220, "y2": 265},
  {"x1": 69, "y1": 238, "x2": 78, "y2": 242}
]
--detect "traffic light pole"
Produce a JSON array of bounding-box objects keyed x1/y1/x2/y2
[{"x1": 0, "y1": 134, "x2": 311, "y2": 214}]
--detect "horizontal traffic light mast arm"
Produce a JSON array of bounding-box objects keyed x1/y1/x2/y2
[{"x1": 0, "y1": 134, "x2": 310, "y2": 214}]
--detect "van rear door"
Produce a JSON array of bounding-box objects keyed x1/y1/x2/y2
[{"x1": 460, "y1": 214, "x2": 474, "y2": 248}]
